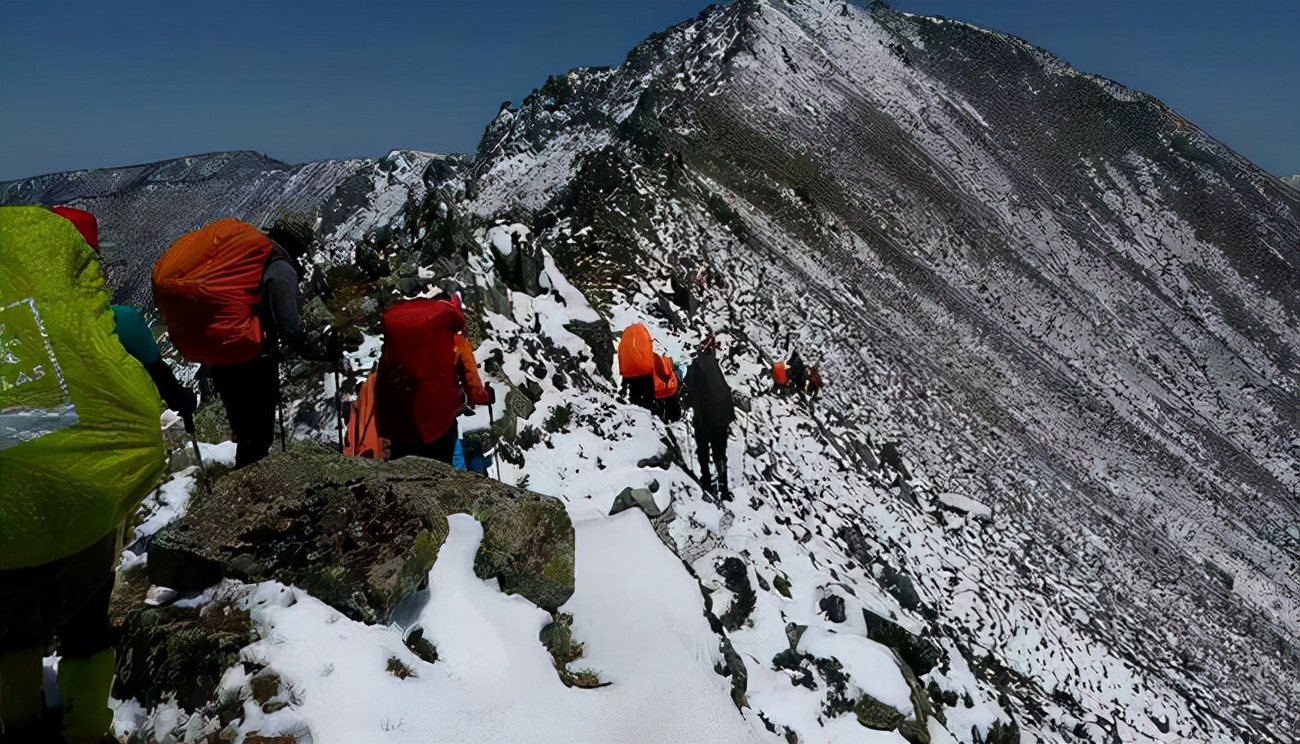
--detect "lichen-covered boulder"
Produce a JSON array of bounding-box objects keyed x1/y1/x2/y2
[
  {"x1": 148, "y1": 446, "x2": 574, "y2": 623},
  {"x1": 109, "y1": 570, "x2": 252, "y2": 712},
  {"x1": 855, "y1": 694, "x2": 905, "y2": 730}
]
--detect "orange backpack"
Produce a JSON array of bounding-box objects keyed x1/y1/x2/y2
[
  {"x1": 345, "y1": 368, "x2": 386, "y2": 459},
  {"x1": 152, "y1": 219, "x2": 274, "y2": 365},
  {"x1": 618, "y1": 323, "x2": 655, "y2": 378},
  {"x1": 773, "y1": 360, "x2": 788, "y2": 385},
  {"x1": 653, "y1": 354, "x2": 678, "y2": 400}
]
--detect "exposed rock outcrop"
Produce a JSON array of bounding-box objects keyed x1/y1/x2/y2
[{"x1": 148, "y1": 446, "x2": 575, "y2": 623}]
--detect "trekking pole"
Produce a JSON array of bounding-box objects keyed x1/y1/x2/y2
[
  {"x1": 183, "y1": 413, "x2": 204, "y2": 470},
  {"x1": 277, "y1": 361, "x2": 287, "y2": 452},
  {"x1": 333, "y1": 344, "x2": 344, "y2": 453},
  {"x1": 488, "y1": 398, "x2": 503, "y2": 482}
]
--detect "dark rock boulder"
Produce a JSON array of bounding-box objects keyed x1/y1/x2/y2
[
  {"x1": 862, "y1": 609, "x2": 944, "y2": 675},
  {"x1": 608, "y1": 482, "x2": 669, "y2": 518},
  {"x1": 819, "y1": 594, "x2": 847, "y2": 623},
  {"x1": 717, "y1": 637, "x2": 749, "y2": 710},
  {"x1": 716, "y1": 557, "x2": 757, "y2": 632},
  {"x1": 855, "y1": 694, "x2": 905, "y2": 730},
  {"x1": 148, "y1": 447, "x2": 574, "y2": 623},
  {"x1": 109, "y1": 570, "x2": 251, "y2": 713},
  {"x1": 878, "y1": 562, "x2": 934, "y2": 620},
  {"x1": 563, "y1": 318, "x2": 615, "y2": 379}
]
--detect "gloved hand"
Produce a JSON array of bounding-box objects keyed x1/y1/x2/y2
[{"x1": 485, "y1": 384, "x2": 497, "y2": 406}]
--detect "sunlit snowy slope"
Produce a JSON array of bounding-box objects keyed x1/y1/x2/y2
[{"x1": 4, "y1": 1, "x2": 1296, "y2": 742}]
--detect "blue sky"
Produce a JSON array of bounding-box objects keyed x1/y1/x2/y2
[{"x1": 1, "y1": 0, "x2": 1296, "y2": 181}]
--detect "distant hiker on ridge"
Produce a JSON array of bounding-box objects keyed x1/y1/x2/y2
[
  {"x1": 806, "y1": 363, "x2": 824, "y2": 399},
  {"x1": 787, "y1": 348, "x2": 807, "y2": 394},
  {"x1": 153, "y1": 216, "x2": 336, "y2": 468},
  {"x1": 374, "y1": 288, "x2": 494, "y2": 464},
  {"x1": 683, "y1": 335, "x2": 736, "y2": 501}
]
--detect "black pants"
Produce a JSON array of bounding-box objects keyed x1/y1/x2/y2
[
  {"x1": 695, "y1": 423, "x2": 730, "y2": 497},
  {"x1": 622, "y1": 374, "x2": 655, "y2": 411},
  {"x1": 390, "y1": 420, "x2": 458, "y2": 465},
  {"x1": 0, "y1": 530, "x2": 116, "y2": 657},
  {"x1": 211, "y1": 355, "x2": 280, "y2": 468}
]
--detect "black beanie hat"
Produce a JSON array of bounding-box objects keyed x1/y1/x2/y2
[{"x1": 266, "y1": 216, "x2": 315, "y2": 259}]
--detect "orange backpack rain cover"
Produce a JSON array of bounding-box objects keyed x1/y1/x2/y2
[
  {"x1": 152, "y1": 218, "x2": 273, "y2": 365},
  {"x1": 653, "y1": 354, "x2": 678, "y2": 400},
  {"x1": 345, "y1": 368, "x2": 386, "y2": 458},
  {"x1": 773, "y1": 360, "x2": 788, "y2": 385},
  {"x1": 618, "y1": 323, "x2": 654, "y2": 378}
]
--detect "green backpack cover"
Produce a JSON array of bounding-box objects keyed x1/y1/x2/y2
[{"x1": 1, "y1": 205, "x2": 165, "y2": 569}]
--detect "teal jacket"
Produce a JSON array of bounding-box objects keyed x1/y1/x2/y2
[{"x1": 112, "y1": 304, "x2": 161, "y2": 367}]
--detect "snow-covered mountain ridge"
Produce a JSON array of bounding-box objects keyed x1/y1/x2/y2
[{"x1": 3, "y1": 1, "x2": 1296, "y2": 742}]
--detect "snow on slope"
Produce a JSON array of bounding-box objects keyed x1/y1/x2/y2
[{"x1": 18, "y1": 0, "x2": 1294, "y2": 742}]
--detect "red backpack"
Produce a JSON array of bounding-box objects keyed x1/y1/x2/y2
[
  {"x1": 152, "y1": 219, "x2": 274, "y2": 365},
  {"x1": 374, "y1": 298, "x2": 465, "y2": 445}
]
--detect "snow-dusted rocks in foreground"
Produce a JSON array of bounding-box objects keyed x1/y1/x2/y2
[{"x1": 177, "y1": 512, "x2": 770, "y2": 743}]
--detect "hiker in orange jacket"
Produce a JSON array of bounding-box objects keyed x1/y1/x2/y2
[{"x1": 375, "y1": 290, "x2": 494, "y2": 464}]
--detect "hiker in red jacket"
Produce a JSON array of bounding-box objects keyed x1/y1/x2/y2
[{"x1": 374, "y1": 291, "x2": 493, "y2": 463}]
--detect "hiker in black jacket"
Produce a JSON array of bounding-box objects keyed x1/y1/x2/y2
[
  {"x1": 209, "y1": 217, "x2": 333, "y2": 468},
  {"x1": 683, "y1": 336, "x2": 736, "y2": 501},
  {"x1": 787, "y1": 349, "x2": 807, "y2": 394}
]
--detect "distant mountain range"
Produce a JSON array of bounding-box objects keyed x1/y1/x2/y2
[{"x1": 2, "y1": 1, "x2": 1296, "y2": 741}]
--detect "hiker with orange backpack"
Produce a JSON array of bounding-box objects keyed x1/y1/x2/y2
[
  {"x1": 373, "y1": 289, "x2": 494, "y2": 464},
  {"x1": 651, "y1": 351, "x2": 683, "y2": 423},
  {"x1": 682, "y1": 335, "x2": 735, "y2": 501},
  {"x1": 772, "y1": 358, "x2": 790, "y2": 394},
  {"x1": 618, "y1": 322, "x2": 657, "y2": 411},
  {"x1": 153, "y1": 216, "x2": 335, "y2": 469}
]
